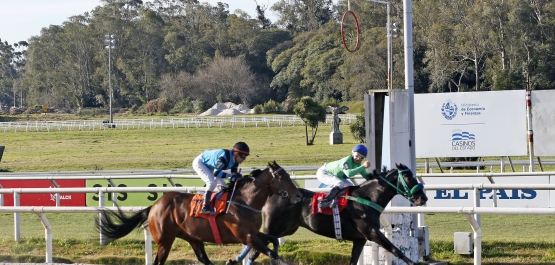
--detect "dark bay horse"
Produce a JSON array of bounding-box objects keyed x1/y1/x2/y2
[
  {"x1": 96, "y1": 161, "x2": 302, "y2": 265},
  {"x1": 235, "y1": 163, "x2": 428, "y2": 265}
]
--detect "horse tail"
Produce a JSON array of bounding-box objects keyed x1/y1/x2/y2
[{"x1": 96, "y1": 206, "x2": 151, "y2": 245}]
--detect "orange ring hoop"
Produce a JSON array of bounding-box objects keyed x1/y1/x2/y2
[{"x1": 341, "y1": 10, "x2": 360, "y2": 53}]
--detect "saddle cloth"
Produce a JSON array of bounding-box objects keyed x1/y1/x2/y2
[
  {"x1": 311, "y1": 188, "x2": 349, "y2": 215},
  {"x1": 190, "y1": 192, "x2": 229, "y2": 218}
]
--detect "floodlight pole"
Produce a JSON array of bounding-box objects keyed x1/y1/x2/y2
[
  {"x1": 367, "y1": 0, "x2": 392, "y2": 90},
  {"x1": 104, "y1": 34, "x2": 116, "y2": 124}
]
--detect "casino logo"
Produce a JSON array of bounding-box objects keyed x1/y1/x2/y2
[
  {"x1": 451, "y1": 130, "x2": 475, "y2": 151},
  {"x1": 441, "y1": 101, "x2": 458, "y2": 120}
]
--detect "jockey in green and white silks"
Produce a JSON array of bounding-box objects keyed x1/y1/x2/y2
[
  {"x1": 192, "y1": 142, "x2": 250, "y2": 215},
  {"x1": 317, "y1": 144, "x2": 372, "y2": 208}
]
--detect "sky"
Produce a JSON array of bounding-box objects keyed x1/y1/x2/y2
[{"x1": 0, "y1": 0, "x2": 279, "y2": 45}]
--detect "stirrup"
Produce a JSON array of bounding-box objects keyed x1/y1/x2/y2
[{"x1": 200, "y1": 207, "x2": 215, "y2": 215}]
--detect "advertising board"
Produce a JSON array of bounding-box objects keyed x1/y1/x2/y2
[
  {"x1": 423, "y1": 175, "x2": 552, "y2": 208},
  {"x1": 414, "y1": 90, "x2": 527, "y2": 158},
  {"x1": 0, "y1": 179, "x2": 86, "y2": 206}
]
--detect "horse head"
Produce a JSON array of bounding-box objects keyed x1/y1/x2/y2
[
  {"x1": 377, "y1": 164, "x2": 428, "y2": 206},
  {"x1": 266, "y1": 161, "x2": 303, "y2": 204}
]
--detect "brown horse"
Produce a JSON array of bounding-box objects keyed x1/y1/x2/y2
[{"x1": 96, "y1": 161, "x2": 302, "y2": 265}]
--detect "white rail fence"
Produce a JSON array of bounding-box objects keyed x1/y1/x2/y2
[
  {"x1": 0, "y1": 115, "x2": 357, "y2": 132},
  {"x1": 2, "y1": 171, "x2": 555, "y2": 265}
]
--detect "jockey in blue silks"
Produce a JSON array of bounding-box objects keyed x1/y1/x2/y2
[{"x1": 192, "y1": 142, "x2": 250, "y2": 215}]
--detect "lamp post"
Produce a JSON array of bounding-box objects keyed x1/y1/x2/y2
[
  {"x1": 104, "y1": 34, "x2": 116, "y2": 124},
  {"x1": 366, "y1": 0, "x2": 395, "y2": 90}
]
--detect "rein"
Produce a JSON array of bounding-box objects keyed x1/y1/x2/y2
[
  {"x1": 227, "y1": 201, "x2": 261, "y2": 213},
  {"x1": 227, "y1": 166, "x2": 289, "y2": 213},
  {"x1": 379, "y1": 169, "x2": 424, "y2": 202},
  {"x1": 251, "y1": 166, "x2": 290, "y2": 198},
  {"x1": 341, "y1": 168, "x2": 424, "y2": 212},
  {"x1": 342, "y1": 195, "x2": 384, "y2": 213}
]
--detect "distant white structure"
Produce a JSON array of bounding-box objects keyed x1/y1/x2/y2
[{"x1": 198, "y1": 102, "x2": 253, "y2": 116}]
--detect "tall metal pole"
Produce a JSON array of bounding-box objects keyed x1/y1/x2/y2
[
  {"x1": 105, "y1": 34, "x2": 115, "y2": 124},
  {"x1": 366, "y1": 0, "x2": 392, "y2": 90},
  {"x1": 387, "y1": 3, "x2": 392, "y2": 90},
  {"x1": 108, "y1": 45, "x2": 112, "y2": 124}
]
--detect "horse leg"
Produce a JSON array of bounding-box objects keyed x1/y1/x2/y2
[
  {"x1": 189, "y1": 239, "x2": 213, "y2": 265},
  {"x1": 150, "y1": 222, "x2": 178, "y2": 265},
  {"x1": 259, "y1": 233, "x2": 280, "y2": 253},
  {"x1": 247, "y1": 250, "x2": 262, "y2": 265},
  {"x1": 226, "y1": 245, "x2": 251, "y2": 265},
  {"x1": 231, "y1": 234, "x2": 277, "y2": 263},
  {"x1": 349, "y1": 239, "x2": 366, "y2": 265},
  {"x1": 369, "y1": 228, "x2": 416, "y2": 265},
  {"x1": 153, "y1": 238, "x2": 175, "y2": 265},
  {"x1": 244, "y1": 233, "x2": 288, "y2": 265}
]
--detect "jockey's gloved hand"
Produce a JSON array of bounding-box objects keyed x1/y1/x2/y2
[
  {"x1": 230, "y1": 173, "x2": 243, "y2": 182},
  {"x1": 363, "y1": 173, "x2": 373, "y2": 181}
]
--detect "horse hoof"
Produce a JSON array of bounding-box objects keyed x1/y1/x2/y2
[
  {"x1": 225, "y1": 259, "x2": 238, "y2": 265},
  {"x1": 271, "y1": 258, "x2": 289, "y2": 265}
]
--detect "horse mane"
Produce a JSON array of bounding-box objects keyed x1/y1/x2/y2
[
  {"x1": 221, "y1": 161, "x2": 281, "y2": 191},
  {"x1": 359, "y1": 166, "x2": 389, "y2": 187},
  {"x1": 359, "y1": 163, "x2": 411, "y2": 187}
]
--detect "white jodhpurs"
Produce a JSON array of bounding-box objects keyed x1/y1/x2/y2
[
  {"x1": 192, "y1": 155, "x2": 226, "y2": 193},
  {"x1": 316, "y1": 165, "x2": 354, "y2": 189}
]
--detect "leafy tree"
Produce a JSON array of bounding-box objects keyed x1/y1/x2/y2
[
  {"x1": 269, "y1": 32, "x2": 316, "y2": 100},
  {"x1": 349, "y1": 114, "x2": 366, "y2": 143},
  {"x1": 293, "y1": 96, "x2": 326, "y2": 145},
  {"x1": 0, "y1": 40, "x2": 26, "y2": 108},
  {"x1": 271, "y1": 0, "x2": 334, "y2": 35},
  {"x1": 194, "y1": 57, "x2": 263, "y2": 107}
]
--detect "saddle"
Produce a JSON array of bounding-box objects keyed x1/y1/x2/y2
[
  {"x1": 190, "y1": 192, "x2": 229, "y2": 218},
  {"x1": 311, "y1": 187, "x2": 350, "y2": 215}
]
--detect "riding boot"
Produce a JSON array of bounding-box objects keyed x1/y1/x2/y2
[
  {"x1": 319, "y1": 186, "x2": 341, "y2": 208},
  {"x1": 200, "y1": 191, "x2": 215, "y2": 215}
]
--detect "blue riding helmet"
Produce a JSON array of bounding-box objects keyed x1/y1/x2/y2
[{"x1": 352, "y1": 144, "x2": 368, "y2": 157}]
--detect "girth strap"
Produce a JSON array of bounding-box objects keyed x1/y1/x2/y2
[
  {"x1": 208, "y1": 215, "x2": 222, "y2": 244},
  {"x1": 332, "y1": 204, "x2": 342, "y2": 240}
]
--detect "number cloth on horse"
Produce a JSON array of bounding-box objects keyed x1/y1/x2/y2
[
  {"x1": 190, "y1": 193, "x2": 229, "y2": 217},
  {"x1": 311, "y1": 188, "x2": 350, "y2": 215}
]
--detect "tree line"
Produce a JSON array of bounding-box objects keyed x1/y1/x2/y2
[{"x1": 0, "y1": 0, "x2": 554, "y2": 113}]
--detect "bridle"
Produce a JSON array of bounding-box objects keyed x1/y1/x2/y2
[
  {"x1": 228, "y1": 166, "x2": 292, "y2": 213},
  {"x1": 248, "y1": 166, "x2": 290, "y2": 198},
  {"x1": 342, "y1": 168, "x2": 425, "y2": 212},
  {"x1": 379, "y1": 168, "x2": 424, "y2": 203}
]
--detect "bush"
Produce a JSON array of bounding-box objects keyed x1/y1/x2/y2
[
  {"x1": 349, "y1": 114, "x2": 366, "y2": 143},
  {"x1": 170, "y1": 99, "x2": 194, "y2": 114},
  {"x1": 253, "y1": 105, "x2": 263, "y2": 114},
  {"x1": 262, "y1": 100, "x2": 281, "y2": 113},
  {"x1": 145, "y1": 98, "x2": 171, "y2": 113}
]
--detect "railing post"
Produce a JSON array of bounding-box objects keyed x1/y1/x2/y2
[
  {"x1": 143, "y1": 223, "x2": 152, "y2": 265},
  {"x1": 14, "y1": 192, "x2": 20, "y2": 242},
  {"x1": 99, "y1": 190, "x2": 106, "y2": 245}
]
